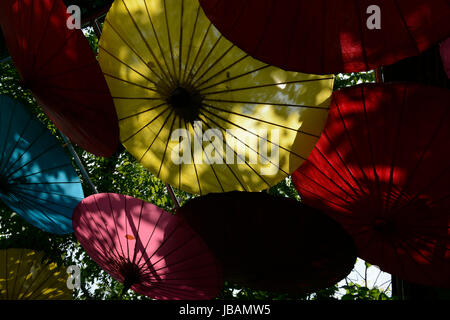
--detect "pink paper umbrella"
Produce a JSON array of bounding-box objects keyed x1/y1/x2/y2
[
  {"x1": 441, "y1": 38, "x2": 450, "y2": 78},
  {"x1": 73, "y1": 193, "x2": 223, "y2": 300}
]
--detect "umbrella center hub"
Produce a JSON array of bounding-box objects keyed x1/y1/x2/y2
[
  {"x1": 0, "y1": 176, "x2": 10, "y2": 194},
  {"x1": 168, "y1": 86, "x2": 202, "y2": 123},
  {"x1": 373, "y1": 218, "x2": 395, "y2": 236},
  {"x1": 119, "y1": 261, "x2": 142, "y2": 289}
]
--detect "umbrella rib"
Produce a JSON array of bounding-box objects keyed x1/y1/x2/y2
[
  {"x1": 194, "y1": 44, "x2": 248, "y2": 87},
  {"x1": 138, "y1": 110, "x2": 175, "y2": 164},
  {"x1": 11, "y1": 187, "x2": 78, "y2": 212},
  {"x1": 360, "y1": 86, "x2": 382, "y2": 210},
  {"x1": 121, "y1": 106, "x2": 170, "y2": 144},
  {"x1": 392, "y1": 0, "x2": 421, "y2": 54},
  {"x1": 9, "y1": 248, "x2": 25, "y2": 300},
  {"x1": 294, "y1": 170, "x2": 356, "y2": 209},
  {"x1": 112, "y1": 96, "x2": 164, "y2": 101},
  {"x1": 135, "y1": 219, "x2": 185, "y2": 269},
  {"x1": 183, "y1": 119, "x2": 202, "y2": 194},
  {"x1": 389, "y1": 104, "x2": 450, "y2": 215},
  {"x1": 198, "y1": 65, "x2": 270, "y2": 92},
  {"x1": 184, "y1": 21, "x2": 213, "y2": 87},
  {"x1": 202, "y1": 77, "x2": 334, "y2": 95},
  {"x1": 10, "y1": 163, "x2": 72, "y2": 180},
  {"x1": 14, "y1": 191, "x2": 73, "y2": 221},
  {"x1": 178, "y1": 117, "x2": 182, "y2": 190},
  {"x1": 133, "y1": 210, "x2": 165, "y2": 268},
  {"x1": 8, "y1": 184, "x2": 82, "y2": 200},
  {"x1": 4, "y1": 250, "x2": 8, "y2": 299},
  {"x1": 0, "y1": 104, "x2": 18, "y2": 174},
  {"x1": 79, "y1": 201, "x2": 123, "y2": 265},
  {"x1": 124, "y1": 197, "x2": 130, "y2": 264},
  {"x1": 187, "y1": 35, "x2": 224, "y2": 85},
  {"x1": 106, "y1": 193, "x2": 127, "y2": 263},
  {"x1": 178, "y1": 0, "x2": 184, "y2": 81},
  {"x1": 123, "y1": 0, "x2": 175, "y2": 86},
  {"x1": 141, "y1": 232, "x2": 197, "y2": 273},
  {"x1": 397, "y1": 238, "x2": 437, "y2": 278},
  {"x1": 200, "y1": 106, "x2": 289, "y2": 176},
  {"x1": 198, "y1": 115, "x2": 257, "y2": 191},
  {"x1": 142, "y1": 0, "x2": 177, "y2": 86},
  {"x1": 131, "y1": 200, "x2": 145, "y2": 265},
  {"x1": 23, "y1": 263, "x2": 63, "y2": 300},
  {"x1": 198, "y1": 112, "x2": 273, "y2": 188},
  {"x1": 0, "y1": 113, "x2": 33, "y2": 176},
  {"x1": 5, "y1": 142, "x2": 60, "y2": 180},
  {"x1": 313, "y1": 147, "x2": 360, "y2": 202},
  {"x1": 103, "y1": 72, "x2": 158, "y2": 92},
  {"x1": 200, "y1": 104, "x2": 308, "y2": 162},
  {"x1": 322, "y1": 130, "x2": 368, "y2": 197},
  {"x1": 118, "y1": 102, "x2": 168, "y2": 122},
  {"x1": 203, "y1": 103, "x2": 321, "y2": 138},
  {"x1": 384, "y1": 85, "x2": 407, "y2": 216},
  {"x1": 19, "y1": 259, "x2": 50, "y2": 300},
  {"x1": 99, "y1": 45, "x2": 161, "y2": 89},
  {"x1": 180, "y1": 1, "x2": 201, "y2": 84},
  {"x1": 157, "y1": 113, "x2": 177, "y2": 178},
  {"x1": 103, "y1": 18, "x2": 171, "y2": 90},
  {"x1": 423, "y1": 188, "x2": 450, "y2": 208},
  {"x1": 203, "y1": 98, "x2": 328, "y2": 110},
  {"x1": 194, "y1": 54, "x2": 249, "y2": 89},
  {"x1": 163, "y1": 0, "x2": 178, "y2": 82},
  {"x1": 138, "y1": 221, "x2": 190, "y2": 269},
  {"x1": 334, "y1": 96, "x2": 373, "y2": 192},
  {"x1": 13, "y1": 195, "x2": 64, "y2": 233},
  {"x1": 32, "y1": 30, "x2": 78, "y2": 77},
  {"x1": 29, "y1": 0, "x2": 58, "y2": 73},
  {"x1": 10, "y1": 181, "x2": 80, "y2": 186},
  {"x1": 190, "y1": 122, "x2": 225, "y2": 192}
]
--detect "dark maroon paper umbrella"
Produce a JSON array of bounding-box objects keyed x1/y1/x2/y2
[
  {"x1": 441, "y1": 38, "x2": 450, "y2": 78},
  {"x1": 0, "y1": 0, "x2": 119, "y2": 157},
  {"x1": 176, "y1": 191, "x2": 357, "y2": 293},
  {"x1": 293, "y1": 83, "x2": 450, "y2": 287},
  {"x1": 73, "y1": 193, "x2": 223, "y2": 300},
  {"x1": 200, "y1": 0, "x2": 450, "y2": 74}
]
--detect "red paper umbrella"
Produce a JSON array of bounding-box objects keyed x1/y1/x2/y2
[
  {"x1": 0, "y1": 0, "x2": 119, "y2": 157},
  {"x1": 293, "y1": 83, "x2": 450, "y2": 287},
  {"x1": 441, "y1": 38, "x2": 450, "y2": 78},
  {"x1": 72, "y1": 193, "x2": 223, "y2": 300},
  {"x1": 199, "y1": 0, "x2": 450, "y2": 74},
  {"x1": 176, "y1": 191, "x2": 357, "y2": 293}
]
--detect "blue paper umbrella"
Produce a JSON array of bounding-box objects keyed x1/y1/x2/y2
[{"x1": 0, "y1": 95, "x2": 84, "y2": 234}]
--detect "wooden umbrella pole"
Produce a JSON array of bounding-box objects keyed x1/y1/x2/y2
[
  {"x1": 375, "y1": 67, "x2": 383, "y2": 83},
  {"x1": 166, "y1": 183, "x2": 180, "y2": 209},
  {"x1": 60, "y1": 131, "x2": 99, "y2": 195}
]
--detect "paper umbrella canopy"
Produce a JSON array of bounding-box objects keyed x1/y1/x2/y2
[
  {"x1": 0, "y1": 248, "x2": 72, "y2": 300},
  {"x1": 293, "y1": 83, "x2": 450, "y2": 287},
  {"x1": 441, "y1": 37, "x2": 450, "y2": 78},
  {"x1": 199, "y1": 0, "x2": 450, "y2": 74},
  {"x1": 73, "y1": 193, "x2": 223, "y2": 300},
  {"x1": 98, "y1": 0, "x2": 334, "y2": 195},
  {"x1": 0, "y1": 0, "x2": 119, "y2": 157},
  {"x1": 176, "y1": 191, "x2": 357, "y2": 293},
  {"x1": 0, "y1": 95, "x2": 84, "y2": 235}
]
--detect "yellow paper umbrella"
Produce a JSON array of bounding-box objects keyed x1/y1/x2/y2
[
  {"x1": 99, "y1": 0, "x2": 334, "y2": 195},
  {"x1": 0, "y1": 248, "x2": 72, "y2": 300}
]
